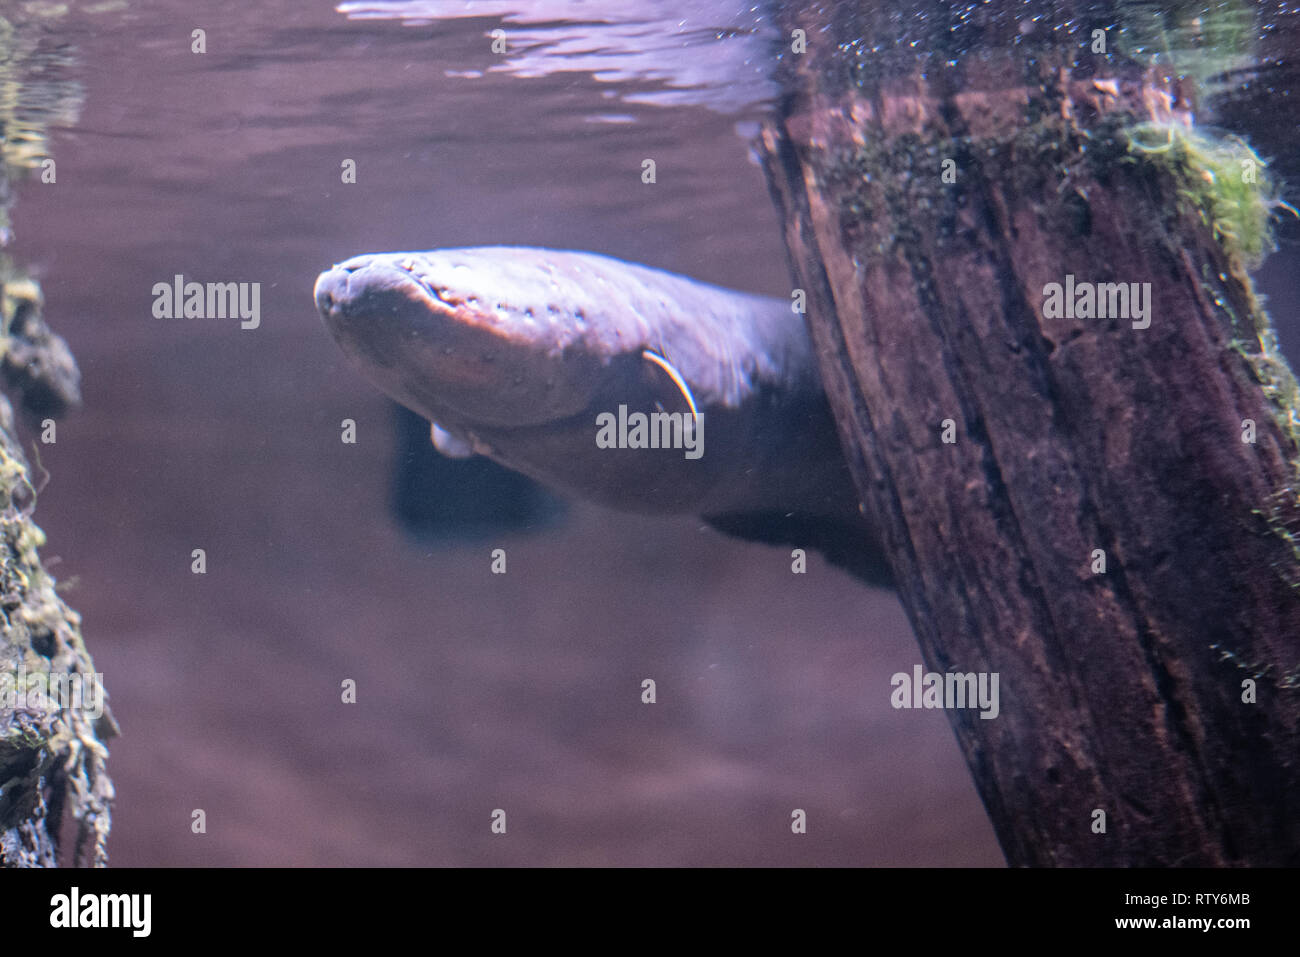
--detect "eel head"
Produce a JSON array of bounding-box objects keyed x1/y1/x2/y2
[{"x1": 315, "y1": 250, "x2": 623, "y2": 431}]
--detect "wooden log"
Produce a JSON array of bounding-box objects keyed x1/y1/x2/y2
[
  {"x1": 759, "y1": 0, "x2": 1300, "y2": 865},
  {"x1": 0, "y1": 7, "x2": 113, "y2": 868}
]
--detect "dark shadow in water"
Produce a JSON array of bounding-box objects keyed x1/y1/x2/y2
[{"x1": 389, "y1": 402, "x2": 566, "y2": 541}]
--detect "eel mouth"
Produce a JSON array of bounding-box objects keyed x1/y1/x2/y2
[
  {"x1": 315, "y1": 255, "x2": 452, "y2": 321},
  {"x1": 314, "y1": 254, "x2": 614, "y2": 429}
]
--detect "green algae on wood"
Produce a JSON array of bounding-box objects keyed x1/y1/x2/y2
[
  {"x1": 0, "y1": 382, "x2": 115, "y2": 867},
  {"x1": 1119, "y1": 118, "x2": 1300, "y2": 573}
]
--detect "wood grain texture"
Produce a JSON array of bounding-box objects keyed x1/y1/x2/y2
[{"x1": 760, "y1": 0, "x2": 1300, "y2": 865}]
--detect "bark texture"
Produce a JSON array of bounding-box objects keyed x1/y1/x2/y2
[
  {"x1": 0, "y1": 6, "x2": 113, "y2": 869},
  {"x1": 760, "y1": 0, "x2": 1300, "y2": 865}
]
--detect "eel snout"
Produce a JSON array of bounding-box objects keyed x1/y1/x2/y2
[{"x1": 314, "y1": 252, "x2": 608, "y2": 429}]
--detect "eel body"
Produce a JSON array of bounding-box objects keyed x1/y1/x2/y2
[{"x1": 314, "y1": 247, "x2": 884, "y2": 576}]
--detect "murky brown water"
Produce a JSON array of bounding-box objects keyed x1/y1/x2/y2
[{"x1": 5, "y1": 0, "x2": 1298, "y2": 866}]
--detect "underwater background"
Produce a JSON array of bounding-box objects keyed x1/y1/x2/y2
[{"x1": 3, "y1": 0, "x2": 1296, "y2": 864}]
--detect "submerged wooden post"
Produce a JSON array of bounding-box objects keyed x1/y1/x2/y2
[
  {"x1": 0, "y1": 7, "x2": 114, "y2": 868},
  {"x1": 759, "y1": 0, "x2": 1300, "y2": 865}
]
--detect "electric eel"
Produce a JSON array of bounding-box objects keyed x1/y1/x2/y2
[{"x1": 314, "y1": 247, "x2": 890, "y2": 582}]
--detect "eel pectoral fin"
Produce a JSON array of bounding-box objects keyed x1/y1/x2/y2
[{"x1": 431, "y1": 422, "x2": 475, "y2": 459}]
